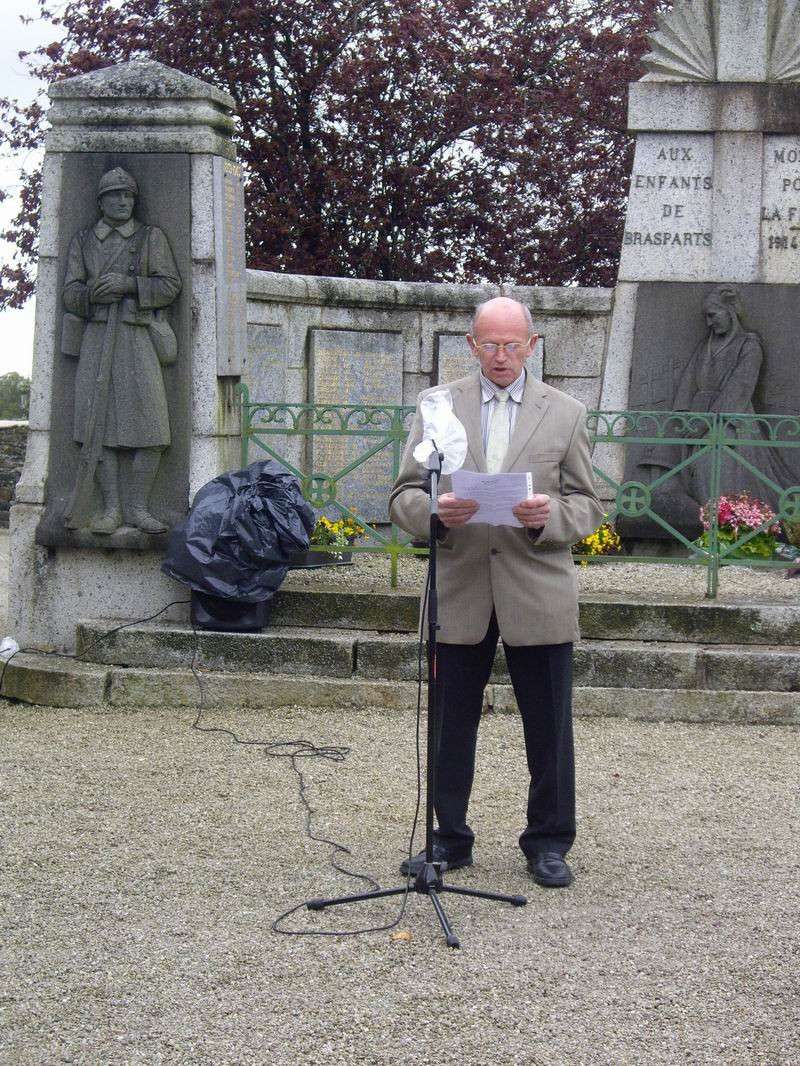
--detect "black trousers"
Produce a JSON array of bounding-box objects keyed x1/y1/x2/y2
[{"x1": 433, "y1": 612, "x2": 575, "y2": 860}]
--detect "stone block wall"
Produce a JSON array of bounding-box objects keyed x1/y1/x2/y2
[
  {"x1": 243, "y1": 272, "x2": 614, "y2": 521},
  {"x1": 244, "y1": 271, "x2": 613, "y2": 411}
]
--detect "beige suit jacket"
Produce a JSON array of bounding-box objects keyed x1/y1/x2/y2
[{"x1": 389, "y1": 372, "x2": 604, "y2": 646}]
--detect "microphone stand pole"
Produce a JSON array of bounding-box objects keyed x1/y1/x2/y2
[{"x1": 307, "y1": 446, "x2": 527, "y2": 948}]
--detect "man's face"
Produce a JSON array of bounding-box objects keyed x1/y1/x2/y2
[
  {"x1": 99, "y1": 189, "x2": 135, "y2": 224},
  {"x1": 468, "y1": 303, "x2": 536, "y2": 387}
]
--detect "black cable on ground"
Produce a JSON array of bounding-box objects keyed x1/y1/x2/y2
[{"x1": 266, "y1": 567, "x2": 431, "y2": 936}]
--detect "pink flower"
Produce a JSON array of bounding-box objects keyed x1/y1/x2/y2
[{"x1": 702, "y1": 492, "x2": 778, "y2": 535}]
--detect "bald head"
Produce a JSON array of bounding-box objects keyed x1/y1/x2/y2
[
  {"x1": 467, "y1": 297, "x2": 538, "y2": 387},
  {"x1": 471, "y1": 297, "x2": 534, "y2": 338}
]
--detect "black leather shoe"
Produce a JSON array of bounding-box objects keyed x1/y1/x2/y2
[
  {"x1": 400, "y1": 846, "x2": 473, "y2": 877},
  {"x1": 528, "y1": 852, "x2": 572, "y2": 888}
]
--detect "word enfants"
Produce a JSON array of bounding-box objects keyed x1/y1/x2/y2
[{"x1": 632, "y1": 174, "x2": 712, "y2": 192}]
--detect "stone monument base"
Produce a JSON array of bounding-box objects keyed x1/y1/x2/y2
[{"x1": 9, "y1": 503, "x2": 187, "y2": 651}]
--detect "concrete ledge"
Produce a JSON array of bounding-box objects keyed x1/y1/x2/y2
[
  {"x1": 2, "y1": 653, "x2": 110, "y2": 708},
  {"x1": 105, "y1": 668, "x2": 418, "y2": 711},
  {"x1": 4, "y1": 649, "x2": 799, "y2": 722},
  {"x1": 246, "y1": 270, "x2": 613, "y2": 315},
  {"x1": 271, "y1": 589, "x2": 800, "y2": 645},
  {"x1": 579, "y1": 597, "x2": 800, "y2": 645},
  {"x1": 73, "y1": 619, "x2": 800, "y2": 693},
  {"x1": 270, "y1": 589, "x2": 420, "y2": 632},
  {"x1": 702, "y1": 645, "x2": 800, "y2": 692},
  {"x1": 77, "y1": 622, "x2": 355, "y2": 678},
  {"x1": 574, "y1": 640, "x2": 699, "y2": 689},
  {"x1": 5, "y1": 592, "x2": 799, "y2": 715}
]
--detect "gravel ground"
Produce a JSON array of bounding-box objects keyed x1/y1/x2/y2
[
  {"x1": 1, "y1": 532, "x2": 799, "y2": 1063},
  {"x1": 283, "y1": 550, "x2": 800, "y2": 602},
  {"x1": 1, "y1": 700, "x2": 798, "y2": 1065}
]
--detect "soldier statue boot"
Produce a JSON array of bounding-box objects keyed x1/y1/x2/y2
[
  {"x1": 91, "y1": 507, "x2": 123, "y2": 535},
  {"x1": 127, "y1": 448, "x2": 168, "y2": 534}
]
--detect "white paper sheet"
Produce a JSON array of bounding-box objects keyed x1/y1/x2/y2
[{"x1": 450, "y1": 469, "x2": 534, "y2": 527}]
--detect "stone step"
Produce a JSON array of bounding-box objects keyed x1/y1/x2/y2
[
  {"x1": 270, "y1": 589, "x2": 419, "y2": 633},
  {"x1": 270, "y1": 588, "x2": 800, "y2": 646},
  {"x1": 3, "y1": 652, "x2": 798, "y2": 725},
  {"x1": 74, "y1": 622, "x2": 800, "y2": 693}
]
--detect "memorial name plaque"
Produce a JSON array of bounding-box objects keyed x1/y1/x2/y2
[
  {"x1": 213, "y1": 156, "x2": 247, "y2": 375},
  {"x1": 619, "y1": 133, "x2": 714, "y2": 283},
  {"x1": 310, "y1": 329, "x2": 403, "y2": 523},
  {"x1": 761, "y1": 137, "x2": 800, "y2": 284},
  {"x1": 242, "y1": 323, "x2": 302, "y2": 470}
]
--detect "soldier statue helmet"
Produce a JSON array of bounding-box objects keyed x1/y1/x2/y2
[{"x1": 96, "y1": 166, "x2": 139, "y2": 199}]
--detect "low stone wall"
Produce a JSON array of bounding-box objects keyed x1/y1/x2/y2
[
  {"x1": 0, "y1": 423, "x2": 28, "y2": 529},
  {"x1": 243, "y1": 272, "x2": 615, "y2": 519},
  {"x1": 244, "y1": 271, "x2": 613, "y2": 411}
]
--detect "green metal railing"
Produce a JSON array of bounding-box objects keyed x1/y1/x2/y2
[
  {"x1": 586, "y1": 409, "x2": 800, "y2": 596},
  {"x1": 239, "y1": 384, "x2": 422, "y2": 587},
  {"x1": 240, "y1": 385, "x2": 800, "y2": 596}
]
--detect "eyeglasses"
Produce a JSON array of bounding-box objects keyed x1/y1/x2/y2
[{"x1": 474, "y1": 341, "x2": 531, "y2": 357}]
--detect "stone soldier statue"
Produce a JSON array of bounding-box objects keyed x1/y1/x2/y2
[{"x1": 61, "y1": 166, "x2": 182, "y2": 534}]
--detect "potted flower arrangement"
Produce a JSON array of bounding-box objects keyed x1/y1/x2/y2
[
  {"x1": 290, "y1": 511, "x2": 365, "y2": 568},
  {"x1": 571, "y1": 520, "x2": 623, "y2": 565},
  {"x1": 697, "y1": 492, "x2": 780, "y2": 559}
]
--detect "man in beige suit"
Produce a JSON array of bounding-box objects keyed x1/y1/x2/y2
[{"x1": 390, "y1": 297, "x2": 603, "y2": 887}]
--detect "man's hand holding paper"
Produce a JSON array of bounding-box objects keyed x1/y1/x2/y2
[
  {"x1": 512, "y1": 493, "x2": 550, "y2": 530},
  {"x1": 438, "y1": 491, "x2": 479, "y2": 528}
]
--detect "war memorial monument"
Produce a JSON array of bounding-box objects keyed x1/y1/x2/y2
[{"x1": 4, "y1": 0, "x2": 800, "y2": 724}]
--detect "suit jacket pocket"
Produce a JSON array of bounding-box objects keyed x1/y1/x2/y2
[{"x1": 528, "y1": 458, "x2": 560, "y2": 496}]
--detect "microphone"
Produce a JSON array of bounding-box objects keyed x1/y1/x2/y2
[
  {"x1": 422, "y1": 441, "x2": 444, "y2": 473},
  {"x1": 413, "y1": 389, "x2": 468, "y2": 475}
]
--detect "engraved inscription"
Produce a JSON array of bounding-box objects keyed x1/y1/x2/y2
[
  {"x1": 761, "y1": 137, "x2": 800, "y2": 281},
  {"x1": 619, "y1": 133, "x2": 714, "y2": 281},
  {"x1": 213, "y1": 157, "x2": 247, "y2": 375},
  {"x1": 310, "y1": 329, "x2": 403, "y2": 523}
]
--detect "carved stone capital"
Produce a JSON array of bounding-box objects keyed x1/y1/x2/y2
[{"x1": 45, "y1": 59, "x2": 237, "y2": 158}]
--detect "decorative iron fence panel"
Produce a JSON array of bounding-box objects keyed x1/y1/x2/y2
[
  {"x1": 586, "y1": 409, "x2": 800, "y2": 596},
  {"x1": 240, "y1": 385, "x2": 800, "y2": 596},
  {"x1": 239, "y1": 385, "x2": 422, "y2": 586}
]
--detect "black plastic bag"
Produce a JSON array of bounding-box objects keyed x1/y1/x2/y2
[{"x1": 161, "y1": 461, "x2": 316, "y2": 603}]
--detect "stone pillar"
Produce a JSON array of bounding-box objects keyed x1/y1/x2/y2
[
  {"x1": 10, "y1": 60, "x2": 246, "y2": 649},
  {"x1": 597, "y1": 0, "x2": 800, "y2": 533}
]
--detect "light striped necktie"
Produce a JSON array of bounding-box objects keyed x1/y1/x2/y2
[{"x1": 486, "y1": 390, "x2": 510, "y2": 473}]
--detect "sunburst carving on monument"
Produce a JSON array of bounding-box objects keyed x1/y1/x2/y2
[
  {"x1": 641, "y1": 0, "x2": 719, "y2": 82},
  {"x1": 769, "y1": 0, "x2": 800, "y2": 81}
]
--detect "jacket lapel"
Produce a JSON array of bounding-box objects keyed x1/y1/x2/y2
[
  {"x1": 502, "y1": 376, "x2": 550, "y2": 472},
  {"x1": 451, "y1": 373, "x2": 486, "y2": 472}
]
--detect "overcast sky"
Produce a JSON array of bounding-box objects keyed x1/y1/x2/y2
[{"x1": 0, "y1": 0, "x2": 57, "y2": 378}]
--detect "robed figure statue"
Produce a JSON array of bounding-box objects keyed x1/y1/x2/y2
[
  {"x1": 61, "y1": 166, "x2": 181, "y2": 534},
  {"x1": 639, "y1": 285, "x2": 793, "y2": 511}
]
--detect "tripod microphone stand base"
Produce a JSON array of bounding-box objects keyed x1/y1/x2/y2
[{"x1": 307, "y1": 863, "x2": 527, "y2": 949}]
